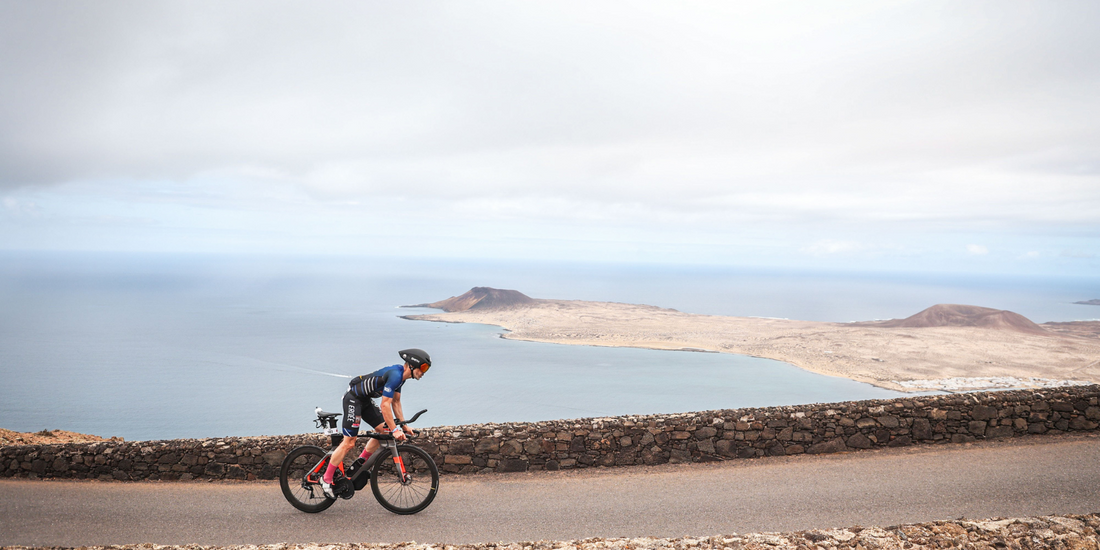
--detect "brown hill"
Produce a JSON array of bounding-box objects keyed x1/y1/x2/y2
[
  {"x1": 860, "y1": 304, "x2": 1047, "y2": 334},
  {"x1": 417, "y1": 287, "x2": 535, "y2": 312}
]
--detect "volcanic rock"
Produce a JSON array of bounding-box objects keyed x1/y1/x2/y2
[
  {"x1": 858, "y1": 304, "x2": 1047, "y2": 334},
  {"x1": 413, "y1": 287, "x2": 535, "y2": 312}
]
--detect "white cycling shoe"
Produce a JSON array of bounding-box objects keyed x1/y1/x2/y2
[{"x1": 320, "y1": 479, "x2": 336, "y2": 499}]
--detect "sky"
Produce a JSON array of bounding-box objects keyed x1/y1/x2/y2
[{"x1": 1, "y1": 1, "x2": 1098, "y2": 275}]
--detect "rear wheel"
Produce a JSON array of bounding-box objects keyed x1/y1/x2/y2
[
  {"x1": 370, "y1": 444, "x2": 439, "y2": 515},
  {"x1": 280, "y1": 445, "x2": 336, "y2": 513}
]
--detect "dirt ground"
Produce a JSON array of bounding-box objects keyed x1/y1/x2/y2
[{"x1": 0, "y1": 427, "x2": 114, "y2": 446}]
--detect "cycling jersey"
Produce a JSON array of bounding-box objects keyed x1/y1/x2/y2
[
  {"x1": 348, "y1": 364, "x2": 406, "y2": 399},
  {"x1": 342, "y1": 364, "x2": 407, "y2": 437}
]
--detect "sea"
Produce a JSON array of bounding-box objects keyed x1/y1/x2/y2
[{"x1": 1, "y1": 251, "x2": 1096, "y2": 441}]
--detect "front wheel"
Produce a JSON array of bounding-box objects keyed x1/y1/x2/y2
[
  {"x1": 370, "y1": 444, "x2": 439, "y2": 515},
  {"x1": 280, "y1": 445, "x2": 336, "y2": 513}
]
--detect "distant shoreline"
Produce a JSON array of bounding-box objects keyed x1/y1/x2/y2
[{"x1": 403, "y1": 298, "x2": 1100, "y2": 392}]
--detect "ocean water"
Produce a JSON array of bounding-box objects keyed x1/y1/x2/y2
[{"x1": 1, "y1": 252, "x2": 1096, "y2": 441}]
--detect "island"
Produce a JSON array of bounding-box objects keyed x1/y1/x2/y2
[
  {"x1": 1075, "y1": 299, "x2": 1100, "y2": 306},
  {"x1": 404, "y1": 288, "x2": 1100, "y2": 392}
]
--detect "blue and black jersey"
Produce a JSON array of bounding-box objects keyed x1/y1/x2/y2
[
  {"x1": 341, "y1": 364, "x2": 408, "y2": 437},
  {"x1": 348, "y1": 364, "x2": 406, "y2": 399}
]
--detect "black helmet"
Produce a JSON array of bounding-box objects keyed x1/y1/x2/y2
[{"x1": 399, "y1": 348, "x2": 431, "y2": 372}]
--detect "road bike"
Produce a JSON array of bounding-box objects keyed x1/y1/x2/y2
[{"x1": 279, "y1": 407, "x2": 439, "y2": 515}]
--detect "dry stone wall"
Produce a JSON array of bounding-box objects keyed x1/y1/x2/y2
[{"x1": 3, "y1": 385, "x2": 1099, "y2": 481}]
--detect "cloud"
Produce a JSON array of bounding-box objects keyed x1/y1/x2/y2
[
  {"x1": 1, "y1": 0, "x2": 1099, "y2": 265},
  {"x1": 1, "y1": 195, "x2": 40, "y2": 217},
  {"x1": 967, "y1": 244, "x2": 989, "y2": 255},
  {"x1": 802, "y1": 240, "x2": 866, "y2": 256}
]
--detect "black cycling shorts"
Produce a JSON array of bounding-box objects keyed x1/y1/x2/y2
[{"x1": 342, "y1": 390, "x2": 384, "y2": 437}]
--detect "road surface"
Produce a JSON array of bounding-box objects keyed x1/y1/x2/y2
[{"x1": 2, "y1": 433, "x2": 1098, "y2": 547}]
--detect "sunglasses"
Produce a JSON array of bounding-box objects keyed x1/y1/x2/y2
[{"x1": 418, "y1": 363, "x2": 430, "y2": 374}]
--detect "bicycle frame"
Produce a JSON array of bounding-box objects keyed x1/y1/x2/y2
[
  {"x1": 355, "y1": 438, "x2": 410, "y2": 483},
  {"x1": 309, "y1": 408, "x2": 428, "y2": 485},
  {"x1": 282, "y1": 407, "x2": 437, "y2": 514}
]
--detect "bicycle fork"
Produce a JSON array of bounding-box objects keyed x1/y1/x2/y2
[{"x1": 384, "y1": 440, "x2": 412, "y2": 484}]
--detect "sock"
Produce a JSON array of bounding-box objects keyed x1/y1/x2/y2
[
  {"x1": 323, "y1": 462, "x2": 337, "y2": 484},
  {"x1": 358, "y1": 449, "x2": 373, "y2": 461}
]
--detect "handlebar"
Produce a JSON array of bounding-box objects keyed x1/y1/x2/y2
[
  {"x1": 402, "y1": 409, "x2": 427, "y2": 426},
  {"x1": 361, "y1": 409, "x2": 428, "y2": 441}
]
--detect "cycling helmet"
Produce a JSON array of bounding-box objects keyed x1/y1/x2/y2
[{"x1": 399, "y1": 348, "x2": 431, "y2": 372}]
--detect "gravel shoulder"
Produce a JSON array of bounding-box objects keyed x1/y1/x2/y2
[{"x1": 6, "y1": 514, "x2": 1097, "y2": 550}]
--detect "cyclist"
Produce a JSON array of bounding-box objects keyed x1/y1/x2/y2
[{"x1": 321, "y1": 348, "x2": 431, "y2": 498}]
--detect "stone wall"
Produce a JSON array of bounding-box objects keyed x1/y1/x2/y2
[{"x1": 3, "y1": 385, "x2": 1098, "y2": 481}]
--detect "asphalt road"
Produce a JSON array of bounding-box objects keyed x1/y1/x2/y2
[{"x1": 2, "y1": 434, "x2": 1099, "y2": 547}]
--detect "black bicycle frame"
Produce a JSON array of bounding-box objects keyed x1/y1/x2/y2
[{"x1": 312, "y1": 409, "x2": 427, "y2": 484}]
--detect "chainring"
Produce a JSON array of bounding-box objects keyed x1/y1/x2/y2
[{"x1": 334, "y1": 475, "x2": 355, "y2": 499}]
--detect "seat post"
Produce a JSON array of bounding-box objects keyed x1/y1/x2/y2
[{"x1": 327, "y1": 417, "x2": 343, "y2": 448}]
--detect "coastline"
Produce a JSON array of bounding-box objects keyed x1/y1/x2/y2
[{"x1": 404, "y1": 299, "x2": 1100, "y2": 392}]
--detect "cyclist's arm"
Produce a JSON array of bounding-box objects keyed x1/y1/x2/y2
[
  {"x1": 380, "y1": 394, "x2": 410, "y2": 440},
  {"x1": 379, "y1": 368, "x2": 411, "y2": 439},
  {"x1": 380, "y1": 395, "x2": 399, "y2": 431},
  {"x1": 391, "y1": 392, "x2": 414, "y2": 435}
]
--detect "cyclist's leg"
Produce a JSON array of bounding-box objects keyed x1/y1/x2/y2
[
  {"x1": 325, "y1": 391, "x2": 362, "y2": 483},
  {"x1": 361, "y1": 400, "x2": 385, "y2": 458}
]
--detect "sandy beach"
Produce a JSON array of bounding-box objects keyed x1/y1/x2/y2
[{"x1": 405, "y1": 298, "x2": 1100, "y2": 392}]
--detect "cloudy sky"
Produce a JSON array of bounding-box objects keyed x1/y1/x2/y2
[{"x1": 1, "y1": 1, "x2": 1098, "y2": 274}]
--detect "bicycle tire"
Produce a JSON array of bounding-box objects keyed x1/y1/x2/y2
[
  {"x1": 370, "y1": 444, "x2": 439, "y2": 515},
  {"x1": 280, "y1": 445, "x2": 336, "y2": 513}
]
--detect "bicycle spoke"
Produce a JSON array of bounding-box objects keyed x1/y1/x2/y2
[
  {"x1": 382, "y1": 484, "x2": 423, "y2": 508},
  {"x1": 370, "y1": 445, "x2": 438, "y2": 514},
  {"x1": 280, "y1": 446, "x2": 336, "y2": 513}
]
